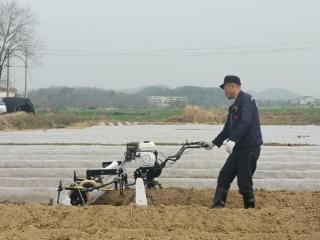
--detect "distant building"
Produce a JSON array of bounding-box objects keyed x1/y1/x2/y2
[
  {"x1": 299, "y1": 96, "x2": 315, "y2": 105},
  {"x1": 290, "y1": 96, "x2": 319, "y2": 107},
  {"x1": 148, "y1": 96, "x2": 188, "y2": 108},
  {"x1": 0, "y1": 79, "x2": 17, "y2": 98}
]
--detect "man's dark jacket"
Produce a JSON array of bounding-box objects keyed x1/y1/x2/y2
[{"x1": 213, "y1": 91, "x2": 263, "y2": 148}]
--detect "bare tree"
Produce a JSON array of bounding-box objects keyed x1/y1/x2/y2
[{"x1": 0, "y1": 0, "x2": 41, "y2": 80}]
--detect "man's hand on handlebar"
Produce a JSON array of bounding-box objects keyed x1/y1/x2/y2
[{"x1": 203, "y1": 142, "x2": 215, "y2": 150}]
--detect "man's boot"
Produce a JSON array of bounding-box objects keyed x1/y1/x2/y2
[
  {"x1": 243, "y1": 192, "x2": 255, "y2": 209},
  {"x1": 211, "y1": 188, "x2": 228, "y2": 208}
]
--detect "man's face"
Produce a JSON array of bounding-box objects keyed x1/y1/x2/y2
[{"x1": 224, "y1": 83, "x2": 237, "y2": 99}]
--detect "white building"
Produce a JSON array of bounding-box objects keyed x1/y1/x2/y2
[
  {"x1": 299, "y1": 96, "x2": 315, "y2": 105},
  {"x1": 148, "y1": 96, "x2": 188, "y2": 108},
  {"x1": 0, "y1": 79, "x2": 17, "y2": 98}
]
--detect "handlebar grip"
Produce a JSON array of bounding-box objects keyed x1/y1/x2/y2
[{"x1": 185, "y1": 141, "x2": 206, "y2": 147}]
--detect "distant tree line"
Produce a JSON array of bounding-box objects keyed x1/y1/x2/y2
[
  {"x1": 28, "y1": 86, "x2": 230, "y2": 109},
  {"x1": 28, "y1": 86, "x2": 302, "y2": 109},
  {"x1": 28, "y1": 87, "x2": 148, "y2": 109}
]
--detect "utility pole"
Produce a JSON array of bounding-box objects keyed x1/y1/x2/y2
[
  {"x1": 6, "y1": 54, "x2": 9, "y2": 97},
  {"x1": 24, "y1": 50, "x2": 28, "y2": 98}
]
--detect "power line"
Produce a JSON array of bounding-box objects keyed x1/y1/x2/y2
[
  {"x1": 40, "y1": 46, "x2": 320, "y2": 57},
  {"x1": 40, "y1": 40, "x2": 320, "y2": 57},
  {"x1": 43, "y1": 40, "x2": 320, "y2": 52}
]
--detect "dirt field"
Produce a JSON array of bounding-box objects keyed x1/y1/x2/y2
[{"x1": 0, "y1": 188, "x2": 319, "y2": 240}]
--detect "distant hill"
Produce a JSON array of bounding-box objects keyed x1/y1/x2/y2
[
  {"x1": 249, "y1": 88, "x2": 300, "y2": 100},
  {"x1": 116, "y1": 87, "x2": 144, "y2": 94},
  {"x1": 28, "y1": 87, "x2": 149, "y2": 109},
  {"x1": 28, "y1": 86, "x2": 230, "y2": 109},
  {"x1": 117, "y1": 85, "x2": 168, "y2": 94},
  {"x1": 28, "y1": 86, "x2": 304, "y2": 109}
]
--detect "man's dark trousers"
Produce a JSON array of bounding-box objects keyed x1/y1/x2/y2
[{"x1": 215, "y1": 145, "x2": 261, "y2": 207}]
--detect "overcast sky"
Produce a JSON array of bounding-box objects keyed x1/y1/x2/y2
[{"x1": 11, "y1": 0, "x2": 320, "y2": 97}]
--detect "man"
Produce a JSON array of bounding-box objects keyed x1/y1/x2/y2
[{"x1": 204, "y1": 75, "x2": 263, "y2": 209}]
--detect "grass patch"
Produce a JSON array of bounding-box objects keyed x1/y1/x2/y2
[
  {"x1": 1, "y1": 106, "x2": 318, "y2": 131},
  {"x1": 169, "y1": 105, "x2": 226, "y2": 123},
  {"x1": 0, "y1": 112, "x2": 50, "y2": 130},
  {"x1": 170, "y1": 106, "x2": 320, "y2": 125},
  {"x1": 40, "y1": 107, "x2": 183, "y2": 124},
  {"x1": 105, "y1": 108, "x2": 183, "y2": 122},
  {"x1": 259, "y1": 107, "x2": 320, "y2": 125}
]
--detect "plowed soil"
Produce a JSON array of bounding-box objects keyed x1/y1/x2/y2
[{"x1": 0, "y1": 188, "x2": 319, "y2": 240}]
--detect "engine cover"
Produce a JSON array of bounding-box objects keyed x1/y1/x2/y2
[{"x1": 136, "y1": 152, "x2": 157, "y2": 168}]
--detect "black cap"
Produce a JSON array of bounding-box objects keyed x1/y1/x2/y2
[{"x1": 220, "y1": 75, "x2": 241, "y2": 89}]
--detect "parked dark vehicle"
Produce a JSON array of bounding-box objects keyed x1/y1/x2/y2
[{"x1": 2, "y1": 97, "x2": 35, "y2": 113}]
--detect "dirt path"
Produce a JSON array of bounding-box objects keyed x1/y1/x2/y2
[{"x1": 0, "y1": 189, "x2": 319, "y2": 240}]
